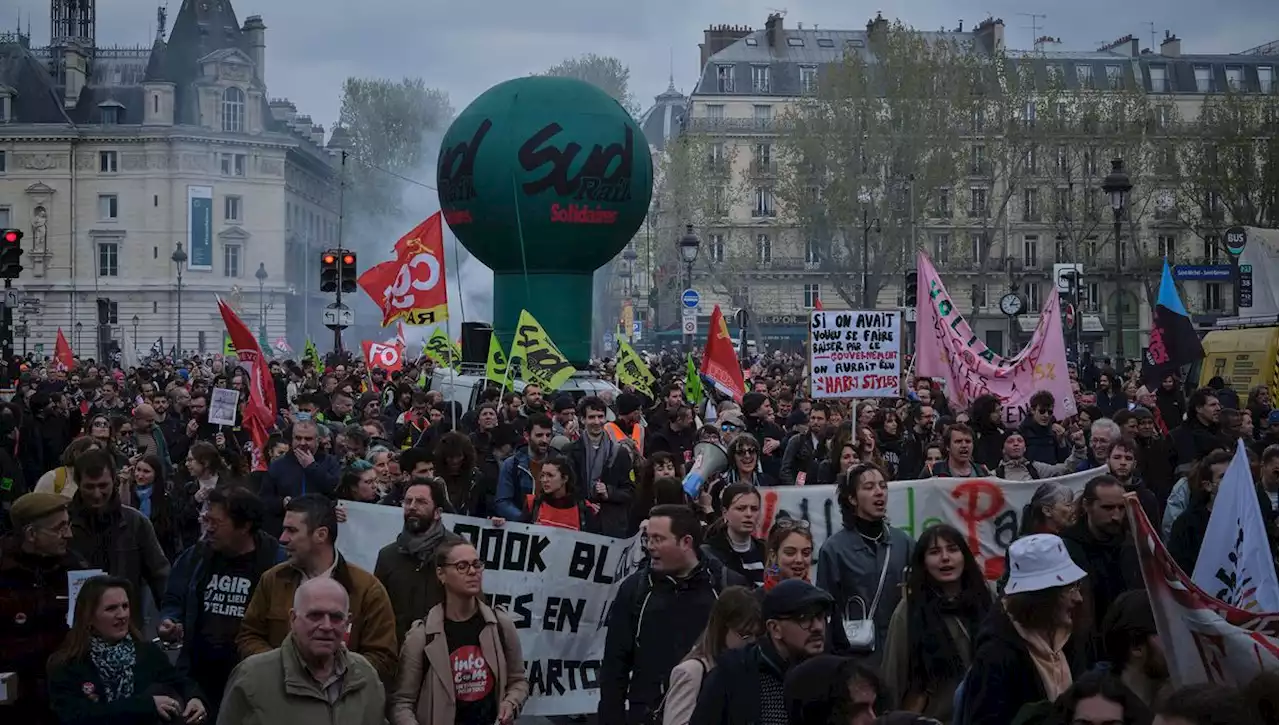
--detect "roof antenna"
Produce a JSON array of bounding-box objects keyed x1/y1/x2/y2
[
  {"x1": 156, "y1": 4, "x2": 168, "y2": 41},
  {"x1": 668, "y1": 47, "x2": 675, "y2": 91}
]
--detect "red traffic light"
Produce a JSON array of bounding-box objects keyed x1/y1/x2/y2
[
  {"x1": 2, "y1": 231, "x2": 18, "y2": 244},
  {"x1": 322, "y1": 253, "x2": 337, "y2": 265},
  {"x1": 342, "y1": 254, "x2": 355, "y2": 265}
]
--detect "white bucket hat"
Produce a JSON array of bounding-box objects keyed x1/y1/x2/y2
[{"x1": 1005, "y1": 533, "x2": 1087, "y2": 595}]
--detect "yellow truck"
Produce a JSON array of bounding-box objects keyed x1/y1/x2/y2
[{"x1": 1196, "y1": 326, "x2": 1279, "y2": 400}]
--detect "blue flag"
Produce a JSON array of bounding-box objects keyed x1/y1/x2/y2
[{"x1": 1142, "y1": 260, "x2": 1204, "y2": 387}]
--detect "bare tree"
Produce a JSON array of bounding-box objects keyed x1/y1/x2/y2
[{"x1": 543, "y1": 54, "x2": 639, "y2": 117}]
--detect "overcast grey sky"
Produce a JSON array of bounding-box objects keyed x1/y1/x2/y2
[{"x1": 12, "y1": 0, "x2": 1278, "y2": 133}]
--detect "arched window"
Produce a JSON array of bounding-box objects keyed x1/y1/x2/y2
[{"x1": 221, "y1": 87, "x2": 245, "y2": 132}]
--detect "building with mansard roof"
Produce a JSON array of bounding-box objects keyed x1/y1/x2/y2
[{"x1": 0, "y1": 0, "x2": 343, "y2": 359}]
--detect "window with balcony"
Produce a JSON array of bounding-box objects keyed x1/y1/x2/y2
[
  {"x1": 1194, "y1": 66, "x2": 1213, "y2": 93},
  {"x1": 705, "y1": 104, "x2": 725, "y2": 121},
  {"x1": 716, "y1": 65, "x2": 735, "y2": 92},
  {"x1": 1055, "y1": 145, "x2": 1069, "y2": 174},
  {"x1": 1206, "y1": 282, "x2": 1223, "y2": 311},
  {"x1": 933, "y1": 233, "x2": 951, "y2": 262},
  {"x1": 753, "y1": 187, "x2": 776, "y2": 217},
  {"x1": 1076, "y1": 64, "x2": 1095, "y2": 89},
  {"x1": 711, "y1": 186, "x2": 728, "y2": 216},
  {"x1": 803, "y1": 284, "x2": 821, "y2": 308},
  {"x1": 1259, "y1": 66, "x2": 1274, "y2": 94},
  {"x1": 753, "y1": 105, "x2": 772, "y2": 125},
  {"x1": 753, "y1": 143, "x2": 773, "y2": 174},
  {"x1": 1024, "y1": 282, "x2": 1042, "y2": 310},
  {"x1": 756, "y1": 233, "x2": 772, "y2": 263},
  {"x1": 1024, "y1": 145, "x2": 1038, "y2": 174},
  {"x1": 1150, "y1": 65, "x2": 1169, "y2": 92},
  {"x1": 99, "y1": 150, "x2": 118, "y2": 173},
  {"x1": 935, "y1": 188, "x2": 951, "y2": 218},
  {"x1": 969, "y1": 187, "x2": 988, "y2": 218},
  {"x1": 97, "y1": 242, "x2": 119, "y2": 277},
  {"x1": 751, "y1": 65, "x2": 770, "y2": 93},
  {"x1": 1104, "y1": 64, "x2": 1123, "y2": 89},
  {"x1": 1023, "y1": 101, "x2": 1036, "y2": 128},
  {"x1": 969, "y1": 144, "x2": 987, "y2": 175},
  {"x1": 970, "y1": 232, "x2": 988, "y2": 263},
  {"x1": 1023, "y1": 235, "x2": 1039, "y2": 267},
  {"x1": 805, "y1": 239, "x2": 821, "y2": 266},
  {"x1": 708, "y1": 233, "x2": 725, "y2": 263},
  {"x1": 706, "y1": 142, "x2": 725, "y2": 171},
  {"x1": 1158, "y1": 234, "x2": 1177, "y2": 260},
  {"x1": 800, "y1": 65, "x2": 818, "y2": 94},
  {"x1": 1054, "y1": 187, "x2": 1071, "y2": 221},
  {"x1": 1055, "y1": 237, "x2": 1070, "y2": 262},
  {"x1": 1225, "y1": 66, "x2": 1243, "y2": 91},
  {"x1": 1023, "y1": 188, "x2": 1040, "y2": 222},
  {"x1": 970, "y1": 107, "x2": 986, "y2": 133}
]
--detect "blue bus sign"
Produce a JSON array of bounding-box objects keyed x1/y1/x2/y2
[{"x1": 681, "y1": 289, "x2": 700, "y2": 308}]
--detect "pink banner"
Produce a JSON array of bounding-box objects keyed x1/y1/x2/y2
[{"x1": 914, "y1": 251, "x2": 1077, "y2": 425}]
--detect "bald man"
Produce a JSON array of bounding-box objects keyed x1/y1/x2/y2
[
  {"x1": 132, "y1": 403, "x2": 172, "y2": 468},
  {"x1": 218, "y1": 578, "x2": 385, "y2": 725}
]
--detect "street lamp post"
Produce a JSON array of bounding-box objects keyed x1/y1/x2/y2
[
  {"x1": 677, "y1": 224, "x2": 701, "y2": 353},
  {"x1": 171, "y1": 242, "x2": 187, "y2": 358},
  {"x1": 857, "y1": 190, "x2": 882, "y2": 309},
  {"x1": 74, "y1": 321, "x2": 82, "y2": 352},
  {"x1": 1102, "y1": 158, "x2": 1133, "y2": 361},
  {"x1": 255, "y1": 262, "x2": 269, "y2": 343},
  {"x1": 131, "y1": 314, "x2": 139, "y2": 356}
]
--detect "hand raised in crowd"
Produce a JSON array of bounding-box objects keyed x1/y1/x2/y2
[
  {"x1": 1069, "y1": 426, "x2": 1086, "y2": 448},
  {"x1": 1051, "y1": 422, "x2": 1066, "y2": 439},
  {"x1": 182, "y1": 698, "x2": 207, "y2": 723}
]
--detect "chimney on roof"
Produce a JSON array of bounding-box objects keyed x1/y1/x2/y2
[
  {"x1": 766, "y1": 13, "x2": 783, "y2": 47},
  {"x1": 975, "y1": 17, "x2": 1004, "y2": 54},
  {"x1": 1160, "y1": 31, "x2": 1180, "y2": 57},
  {"x1": 242, "y1": 15, "x2": 266, "y2": 84},
  {"x1": 866, "y1": 11, "x2": 888, "y2": 38},
  {"x1": 61, "y1": 42, "x2": 87, "y2": 109},
  {"x1": 700, "y1": 23, "x2": 754, "y2": 66},
  {"x1": 310, "y1": 124, "x2": 325, "y2": 146}
]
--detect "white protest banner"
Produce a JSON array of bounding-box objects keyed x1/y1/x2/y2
[
  {"x1": 757, "y1": 467, "x2": 1102, "y2": 582},
  {"x1": 208, "y1": 387, "x2": 239, "y2": 427},
  {"x1": 1193, "y1": 440, "x2": 1280, "y2": 612},
  {"x1": 810, "y1": 310, "x2": 901, "y2": 398},
  {"x1": 1128, "y1": 494, "x2": 1278, "y2": 688},
  {"x1": 338, "y1": 503, "x2": 641, "y2": 717}
]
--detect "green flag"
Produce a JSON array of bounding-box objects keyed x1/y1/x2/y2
[
  {"x1": 685, "y1": 354, "x2": 704, "y2": 406},
  {"x1": 486, "y1": 333, "x2": 509, "y2": 387},
  {"x1": 303, "y1": 339, "x2": 324, "y2": 375}
]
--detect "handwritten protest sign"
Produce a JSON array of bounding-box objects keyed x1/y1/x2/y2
[
  {"x1": 339, "y1": 507, "x2": 640, "y2": 717},
  {"x1": 208, "y1": 388, "x2": 239, "y2": 427},
  {"x1": 810, "y1": 310, "x2": 901, "y2": 398}
]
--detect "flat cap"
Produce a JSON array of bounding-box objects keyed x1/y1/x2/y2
[{"x1": 11, "y1": 492, "x2": 70, "y2": 529}]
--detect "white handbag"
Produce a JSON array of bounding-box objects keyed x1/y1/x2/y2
[{"x1": 842, "y1": 543, "x2": 892, "y2": 652}]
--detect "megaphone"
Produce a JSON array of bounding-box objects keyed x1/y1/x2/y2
[{"x1": 682, "y1": 441, "x2": 730, "y2": 499}]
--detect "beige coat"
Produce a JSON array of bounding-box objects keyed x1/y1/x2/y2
[
  {"x1": 389, "y1": 602, "x2": 530, "y2": 725},
  {"x1": 881, "y1": 598, "x2": 974, "y2": 722},
  {"x1": 216, "y1": 633, "x2": 385, "y2": 725},
  {"x1": 662, "y1": 655, "x2": 712, "y2": 725}
]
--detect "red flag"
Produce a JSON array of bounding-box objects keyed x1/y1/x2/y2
[
  {"x1": 217, "y1": 297, "x2": 275, "y2": 471},
  {"x1": 54, "y1": 328, "x2": 75, "y2": 371},
  {"x1": 358, "y1": 213, "x2": 451, "y2": 327},
  {"x1": 814, "y1": 298, "x2": 824, "y2": 311},
  {"x1": 363, "y1": 340, "x2": 405, "y2": 372},
  {"x1": 700, "y1": 305, "x2": 746, "y2": 403},
  {"x1": 357, "y1": 260, "x2": 400, "y2": 319}
]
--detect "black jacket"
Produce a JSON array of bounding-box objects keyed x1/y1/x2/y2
[
  {"x1": 48, "y1": 637, "x2": 204, "y2": 725},
  {"x1": 1060, "y1": 519, "x2": 1142, "y2": 660},
  {"x1": 598, "y1": 556, "x2": 747, "y2": 725},
  {"x1": 959, "y1": 604, "x2": 1085, "y2": 725},
  {"x1": 781, "y1": 433, "x2": 826, "y2": 485},
  {"x1": 1168, "y1": 494, "x2": 1213, "y2": 575},
  {"x1": 1018, "y1": 419, "x2": 1068, "y2": 466},
  {"x1": 646, "y1": 423, "x2": 696, "y2": 464},
  {"x1": 566, "y1": 436, "x2": 635, "y2": 538},
  {"x1": 746, "y1": 417, "x2": 787, "y2": 479},
  {"x1": 1170, "y1": 418, "x2": 1228, "y2": 470},
  {"x1": 689, "y1": 640, "x2": 791, "y2": 725}
]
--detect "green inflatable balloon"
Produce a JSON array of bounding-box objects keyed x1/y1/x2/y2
[{"x1": 437, "y1": 76, "x2": 654, "y2": 365}]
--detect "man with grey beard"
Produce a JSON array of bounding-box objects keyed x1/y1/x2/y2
[{"x1": 373, "y1": 476, "x2": 462, "y2": 643}]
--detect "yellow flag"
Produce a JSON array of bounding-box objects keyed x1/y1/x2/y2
[
  {"x1": 423, "y1": 327, "x2": 458, "y2": 370},
  {"x1": 303, "y1": 339, "x2": 324, "y2": 375},
  {"x1": 511, "y1": 309, "x2": 575, "y2": 392},
  {"x1": 615, "y1": 339, "x2": 655, "y2": 392},
  {"x1": 222, "y1": 333, "x2": 234, "y2": 357},
  {"x1": 486, "y1": 333, "x2": 509, "y2": 387}
]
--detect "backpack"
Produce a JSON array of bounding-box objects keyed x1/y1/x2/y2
[
  {"x1": 54, "y1": 467, "x2": 69, "y2": 494},
  {"x1": 646, "y1": 657, "x2": 708, "y2": 725}
]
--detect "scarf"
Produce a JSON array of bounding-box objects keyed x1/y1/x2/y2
[
  {"x1": 397, "y1": 518, "x2": 448, "y2": 562},
  {"x1": 1008, "y1": 614, "x2": 1073, "y2": 701},
  {"x1": 583, "y1": 433, "x2": 615, "y2": 487},
  {"x1": 906, "y1": 589, "x2": 987, "y2": 693},
  {"x1": 89, "y1": 635, "x2": 137, "y2": 702}
]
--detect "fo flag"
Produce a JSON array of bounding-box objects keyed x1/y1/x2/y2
[
  {"x1": 1193, "y1": 439, "x2": 1280, "y2": 612},
  {"x1": 217, "y1": 297, "x2": 276, "y2": 472},
  {"x1": 1143, "y1": 260, "x2": 1204, "y2": 387},
  {"x1": 700, "y1": 305, "x2": 745, "y2": 403}
]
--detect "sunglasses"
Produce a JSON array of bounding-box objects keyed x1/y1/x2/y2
[
  {"x1": 771, "y1": 517, "x2": 811, "y2": 534},
  {"x1": 720, "y1": 423, "x2": 740, "y2": 431},
  {"x1": 735, "y1": 447, "x2": 759, "y2": 456}
]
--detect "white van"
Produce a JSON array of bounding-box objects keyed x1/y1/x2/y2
[{"x1": 429, "y1": 363, "x2": 620, "y2": 416}]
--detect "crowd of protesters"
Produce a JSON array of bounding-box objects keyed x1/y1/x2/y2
[{"x1": 0, "y1": 347, "x2": 1275, "y2": 725}]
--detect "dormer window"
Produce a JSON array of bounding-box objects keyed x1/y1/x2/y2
[
  {"x1": 0, "y1": 86, "x2": 15, "y2": 123},
  {"x1": 222, "y1": 87, "x2": 246, "y2": 132},
  {"x1": 98, "y1": 101, "x2": 124, "y2": 125}
]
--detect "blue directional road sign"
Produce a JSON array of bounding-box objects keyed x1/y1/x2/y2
[{"x1": 681, "y1": 289, "x2": 700, "y2": 308}]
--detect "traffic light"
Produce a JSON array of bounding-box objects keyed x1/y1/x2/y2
[
  {"x1": 339, "y1": 251, "x2": 357, "y2": 293},
  {"x1": 0, "y1": 229, "x2": 24, "y2": 279},
  {"x1": 904, "y1": 270, "x2": 918, "y2": 304},
  {"x1": 320, "y1": 249, "x2": 339, "y2": 293}
]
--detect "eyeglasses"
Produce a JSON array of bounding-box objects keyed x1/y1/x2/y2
[
  {"x1": 443, "y1": 559, "x2": 485, "y2": 574},
  {"x1": 720, "y1": 423, "x2": 740, "y2": 431},
  {"x1": 736, "y1": 448, "x2": 758, "y2": 456},
  {"x1": 771, "y1": 517, "x2": 811, "y2": 534}
]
